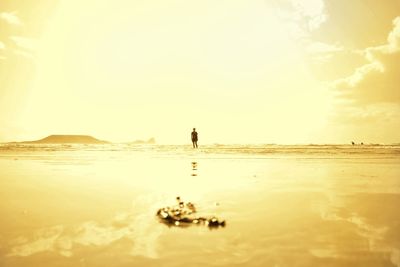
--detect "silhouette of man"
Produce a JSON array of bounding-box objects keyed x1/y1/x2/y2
[{"x1": 191, "y1": 128, "x2": 198, "y2": 148}]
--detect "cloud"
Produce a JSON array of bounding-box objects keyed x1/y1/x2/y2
[
  {"x1": 7, "y1": 36, "x2": 37, "y2": 59},
  {"x1": 318, "y1": 0, "x2": 400, "y2": 49},
  {"x1": 0, "y1": 12, "x2": 23, "y2": 26},
  {"x1": 306, "y1": 41, "x2": 342, "y2": 54},
  {"x1": 333, "y1": 17, "x2": 400, "y2": 105},
  {"x1": 333, "y1": 104, "x2": 399, "y2": 125},
  {"x1": 276, "y1": 0, "x2": 328, "y2": 38},
  {"x1": 303, "y1": 41, "x2": 345, "y2": 66},
  {"x1": 0, "y1": 41, "x2": 5, "y2": 49},
  {"x1": 9, "y1": 36, "x2": 37, "y2": 51},
  {"x1": 275, "y1": 0, "x2": 343, "y2": 65},
  {"x1": 325, "y1": 102, "x2": 400, "y2": 143},
  {"x1": 291, "y1": 0, "x2": 327, "y2": 31},
  {"x1": 12, "y1": 49, "x2": 35, "y2": 59}
]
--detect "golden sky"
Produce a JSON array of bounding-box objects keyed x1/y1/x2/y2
[{"x1": 0, "y1": 0, "x2": 399, "y2": 144}]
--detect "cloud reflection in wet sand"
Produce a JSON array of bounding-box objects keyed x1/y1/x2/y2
[
  {"x1": 318, "y1": 195, "x2": 400, "y2": 267},
  {"x1": 8, "y1": 209, "x2": 163, "y2": 259},
  {"x1": 8, "y1": 193, "x2": 400, "y2": 267},
  {"x1": 2, "y1": 153, "x2": 400, "y2": 267}
]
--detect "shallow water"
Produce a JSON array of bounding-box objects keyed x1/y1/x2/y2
[{"x1": 0, "y1": 144, "x2": 399, "y2": 267}]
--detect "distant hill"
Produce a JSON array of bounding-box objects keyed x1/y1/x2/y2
[
  {"x1": 22, "y1": 135, "x2": 109, "y2": 144},
  {"x1": 129, "y1": 137, "x2": 156, "y2": 145}
]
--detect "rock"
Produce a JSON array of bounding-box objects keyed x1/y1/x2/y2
[{"x1": 156, "y1": 197, "x2": 226, "y2": 228}]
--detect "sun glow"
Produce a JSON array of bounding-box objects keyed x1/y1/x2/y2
[{"x1": 17, "y1": 0, "x2": 332, "y2": 144}]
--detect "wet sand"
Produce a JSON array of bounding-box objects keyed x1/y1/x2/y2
[{"x1": 0, "y1": 145, "x2": 399, "y2": 267}]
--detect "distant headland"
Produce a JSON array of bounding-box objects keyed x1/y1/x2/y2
[
  {"x1": 21, "y1": 135, "x2": 109, "y2": 144},
  {"x1": 129, "y1": 137, "x2": 156, "y2": 145}
]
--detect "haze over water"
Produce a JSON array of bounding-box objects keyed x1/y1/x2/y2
[{"x1": 1, "y1": 144, "x2": 399, "y2": 267}]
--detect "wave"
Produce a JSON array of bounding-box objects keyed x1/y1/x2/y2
[{"x1": 1, "y1": 143, "x2": 399, "y2": 159}]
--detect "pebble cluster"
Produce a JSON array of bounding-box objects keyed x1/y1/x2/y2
[{"x1": 156, "y1": 197, "x2": 226, "y2": 228}]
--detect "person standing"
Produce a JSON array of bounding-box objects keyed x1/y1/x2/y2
[{"x1": 191, "y1": 128, "x2": 198, "y2": 148}]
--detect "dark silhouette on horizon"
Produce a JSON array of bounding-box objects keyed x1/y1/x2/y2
[
  {"x1": 129, "y1": 137, "x2": 156, "y2": 145},
  {"x1": 21, "y1": 135, "x2": 109, "y2": 144},
  {"x1": 191, "y1": 128, "x2": 198, "y2": 148}
]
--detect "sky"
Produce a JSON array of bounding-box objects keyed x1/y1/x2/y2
[{"x1": 0, "y1": 0, "x2": 399, "y2": 144}]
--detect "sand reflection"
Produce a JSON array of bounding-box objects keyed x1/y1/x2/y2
[
  {"x1": 8, "y1": 199, "x2": 164, "y2": 259},
  {"x1": 1, "y1": 147, "x2": 399, "y2": 267},
  {"x1": 317, "y1": 194, "x2": 400, "y2": 267}
]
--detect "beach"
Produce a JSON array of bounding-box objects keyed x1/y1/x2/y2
[{"x1": 0, "y1": 144, "x2": 399, "y2": 267}]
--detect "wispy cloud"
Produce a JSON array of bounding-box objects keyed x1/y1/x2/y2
[
  {"x1": 291, "y1": 0, "x2": 327, "y2": 31},
  {"x1": 276, "y1": 0, "x2": 328, "y2": 38},
  {"x1": 276, "y1": 0, "x2": 340, "y2": 63},
  {"x1": 12, "y1": 49, "x2": 35, "y2": 59},
  {"x1": 7, "y1": 36, "x2": 38, "y2": 59},
  {"x1": 0, "y1": 12, "x2": 23, "y2": 26},
  {"x1": 332, "y1": 16, "x2": 400, "y2": 105},
  {"x1": 0, "y1": 41, "x2": 6, "y2": 60},
  {"x1": 306, "y1": 41, "x2": 343, "y2": 54},
  {"x1": 9, "y1": 36, "x2": 37, "y2": 51}
]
